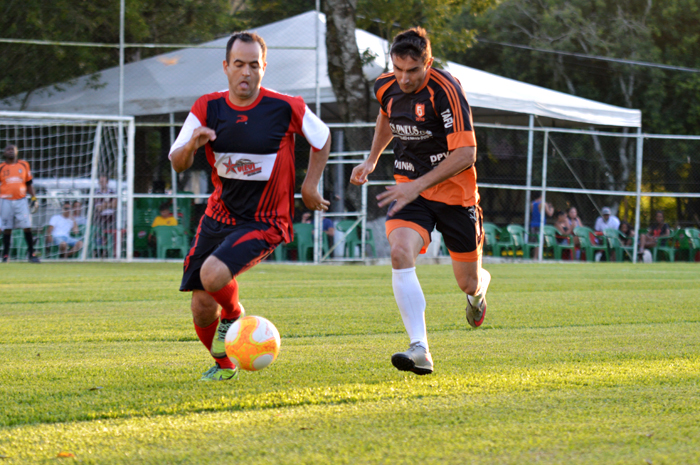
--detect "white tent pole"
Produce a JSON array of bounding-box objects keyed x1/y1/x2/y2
[
  {"x1": 119, "y1": 0, "x2": 125, "y2": 116},
  {"x1": 524, "y1": 114, "x2": 535, "y2": 240},
  {"x1": 315, "y1": 0, "x2": 321, "y2": 117},
  {"x1": 633, "y1": 127, "x2": 643, "y2": 264},
  {"x1": 538, "y1": 130, "x2": 549, "y2": 262}
]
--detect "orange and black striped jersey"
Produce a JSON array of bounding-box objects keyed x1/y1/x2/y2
[
  {"x1": 375, "y1": 67, "x2": 479, "y2": 207},
  {"x1": 0, "y1": 160, "x2": 32, "y2": 200}
]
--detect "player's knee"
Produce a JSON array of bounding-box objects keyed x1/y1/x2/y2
[
  {"x1": 200, "y1": 256, "x2": 232, "y2": 292},
  {"x1": 390, "y1": 242, "x2": 415, "y2": 269}
]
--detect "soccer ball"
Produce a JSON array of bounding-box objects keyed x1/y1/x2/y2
[{"x1": 224, "y1": 315, "x2": 281, "y2": 371}]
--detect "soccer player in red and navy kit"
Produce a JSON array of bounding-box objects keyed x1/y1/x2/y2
[
  {"x1": 170, "y1": 32, "x2": 331, "y2": 381},
  {"x1": 350, "y1": 27, "x2": 491, "y2": 375}
]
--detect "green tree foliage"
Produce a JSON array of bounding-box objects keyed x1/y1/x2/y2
[
  {"x1": 454, "y1": 0, "x2": 700, "y2": 135},
  {"x1": 357, "y1": 0, "x2": 496, "y2": 64},
  {"x1": 0, "y1": 0, "x2": 243, "y2": 103}
]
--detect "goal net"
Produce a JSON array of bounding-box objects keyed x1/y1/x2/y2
[{"x1": 0, "y1": 111, "x2": 135, "y2": 261}]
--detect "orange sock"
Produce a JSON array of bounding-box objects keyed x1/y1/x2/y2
[
  {"x1": 194, "y1": 319, "x2": 235, "y2": 369},
  {"x1": 194, "y1": 319, "x2": 218, "y2": 351},
  {"x1": 207, "y1": 279, "x2": 241, "y2": 320}
]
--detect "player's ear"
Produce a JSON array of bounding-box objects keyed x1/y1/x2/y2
[
  {"x1": 425, "y1": 57, "x2": 434, "y2": 69},
  {"x1": 223, "y1": 59, "x2": 229, "y2": 72}
]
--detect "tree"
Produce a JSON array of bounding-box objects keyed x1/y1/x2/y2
[{"x1": 0, "y1": 0, "x2": 243, "y2": 104}]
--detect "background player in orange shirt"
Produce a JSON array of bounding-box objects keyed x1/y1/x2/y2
[
  {"x1": 0, "y1": 145, "x2": 40, "y2": 263},
  {"x1": 350, "y1": 28, "x2": 490, "y2": 375}
]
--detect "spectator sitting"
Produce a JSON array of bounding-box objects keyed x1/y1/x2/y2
[
  {"x1": 72, "y1": 200, "x2": 87, "y2": 226},
  {"x1": 594, "y1": 207, "x2": 620, "y2": 233},
  {"x1": 529, "y1": 195, "x2": 554, "y2": 237},
  {"x1": 151, "y1": 203, "x2": 178, "y2": 228},
  {"x1": 47, "y1": 201, "x2": 83, "y2": 258},
  {"x1": 638, "y1": 211, "x2": 671, "y2": 256},
  {"x1": 301, "y1": 211, "x2": 335, "y2": 249},
  {"x1": 567, "y1": 206, "x2": 584, "y2": 229},
  {"x1": 148, "y1": 203, "x2": 178, "y2": 248},
  {"x1": 619, "y1": 221, "x2": 635, "y2": 246},
  {"x1": 554, "y1": 211, "x2": 573, "y2": 244}
]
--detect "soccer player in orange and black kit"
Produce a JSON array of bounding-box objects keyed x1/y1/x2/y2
[
  {"x1": 351, "y1": 27, "x2": 490, "y2": 375},
  {"x1": 169, "y1": 32, "x2": 331, "y2": 381},
  {"x1": 0, "y1": 144, "x2": 40, "y2": 263}
]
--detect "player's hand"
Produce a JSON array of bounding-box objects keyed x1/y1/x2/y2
[
  {"x1": 377, "y1": 182, "x2": 421, "y2": 217},
  {"x1": 190, "y1": 127, "x2": 217, "y2": 151},
  {"x1": 301, "y1": 185, "x2": 330, "y2": 212},
  {"x1": 29, "y1": 196, "x2": 38, "y2": 214},
  {"x1": 349, "y1": 160, "x2": 375, "y2": 186}
]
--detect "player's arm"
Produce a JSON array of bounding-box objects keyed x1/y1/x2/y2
[
  {"x1": 170, "y1": 127, "x2": 216, "y2": 173},
  {"x1": 169, "y1": 112, "x2": 214, "y2": 173},
  {"x1": 350, "y1": 111, "x2": 393, "y2": 185},
  {"x1": 301, "y1": 134, "x2": 331, "y2": 211},
  {"x1": 377, "y1": 146, "x2": 476, "y2": 216}
]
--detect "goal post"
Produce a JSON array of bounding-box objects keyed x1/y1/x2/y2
[{"x1": 0, "y1": 111, "x2": 135, "y2": 261}]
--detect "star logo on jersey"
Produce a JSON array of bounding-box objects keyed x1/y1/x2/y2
[
  {"x1": 236, "y1": 115, "x2": 248, "y2": 124},
  {"x1": 223, "y1": 158, "x2": 237, "y2": 174},
  {"x1": 415, "y1": 103, "x2": 425, "y2": 121},
  {"x1": 233, "y1": 158, "x2": 262, "y2": 176}
]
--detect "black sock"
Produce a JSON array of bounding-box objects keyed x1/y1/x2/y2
[
  {"x1": 2, "y1": 232, "x2": 10, "y2": 258},
  {"x1": 24, "y1": 230, "x2": 34, "y2": 257}
]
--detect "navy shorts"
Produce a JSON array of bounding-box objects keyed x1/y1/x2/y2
[
  {"x1": 180, "y1": 216, "x2": 283, "y2": 292},
  {"x1": 385, "y1": 196, "x2": 483, "y2": 262}
]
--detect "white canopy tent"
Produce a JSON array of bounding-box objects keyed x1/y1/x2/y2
[{"x1": 2, "y1": 11, "x2": 641, "y2": 128}]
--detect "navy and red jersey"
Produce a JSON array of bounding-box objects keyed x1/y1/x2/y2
[
  {"x1": 170, "y1": 87, "x2": 329, "y2": 243},
  {"x1": 374, "y1": 67, "x2": 479, "y2": 207}
]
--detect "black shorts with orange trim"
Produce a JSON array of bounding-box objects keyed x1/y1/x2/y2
[
  {"x1": 180, "y1": 215, "x2": 283, "y2": 291},
  {"x1": 385, "y1": 196, "x2": 483, "y2": 262}
]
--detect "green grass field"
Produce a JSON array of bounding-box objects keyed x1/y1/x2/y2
[{"x1": 1, "y1": 261, "x2": 699, "y2": 464}]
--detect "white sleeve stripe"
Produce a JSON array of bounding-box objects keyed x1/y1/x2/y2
[
  {"x1": 168, "y1": 112, "x2": 203, "y2": 159},
  {"x1": 301, "y1": 106, "x2": 330, "y2": 150}
]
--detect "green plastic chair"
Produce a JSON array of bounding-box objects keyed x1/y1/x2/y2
[
  {"x1": 574, "y1": 226, "x2": 609, "y2": 261},
  {"x1": 603, "y1": 228, "x2": 634, "y2": 262},
  {"x1": 652, "y1": 229, "x2": 680, "y2": 262},
  {"x1": 482, "y1": 222, "x2": 500, "y2": 256},
  {"x1": 489, "y1": 225, "x2": 514, "y2": 257},
  {"x1": 506, "y1": 224, "x2": 537, "y2": 259},
  {"x1": 336, "y1": 220, "x2": 371, "y2": 258},
  {"x1": 543, "y1": 225, "x2": 575, "y2": 260},
  {"x1": 680, "y1": 228, "x2": 700, "y2": 262},
  {"x1": 153, "y1": 225, "x2": 189, "y2": 259},
  {"x1": 293, "y1": 223, "x2": 314, "y2": 262}
]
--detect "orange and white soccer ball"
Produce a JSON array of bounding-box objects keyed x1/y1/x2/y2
[{"x1": 225, "y1": 315, "x2": 281, "y2": 371}]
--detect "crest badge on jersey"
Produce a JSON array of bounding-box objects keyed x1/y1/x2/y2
[{"x1": 415, "y1": 103, "x2": 425, "y2": 121}]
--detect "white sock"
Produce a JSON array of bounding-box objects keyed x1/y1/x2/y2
[
  {"x1": 467, "y1": 270, "x2": 487, "y2": 307},
  {"x1": 392, "y1": 267, "x2": 428, "y2": 350}
]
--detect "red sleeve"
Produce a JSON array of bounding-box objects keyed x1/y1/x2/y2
[{"x1": 190, "y1": 94, "x2": 211, "y2": 126}]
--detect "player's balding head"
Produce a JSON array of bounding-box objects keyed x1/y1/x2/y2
[
  {"x1": 226, "y1": 32, "x2": 267, "y2": 64},
  {"x1": 4, "y1": 144, "x2": 18, "y2": 160},
  {"x1": 390, "y1": 27, "x2": 432, "y2": 64}
]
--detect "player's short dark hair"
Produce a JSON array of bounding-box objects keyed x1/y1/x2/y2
[
  {"x1": 226, "y1": 32, "x2": 267, "y2": 63},
  {"x1": 63, "y1": 201, "x2": 71, "y2": 207},
  {"x1": 390, "y1": 27, "x2": 432, "y2": 63},
  {"x1": 159, "y1": 201, "x2": 171, "y2": 212}
]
